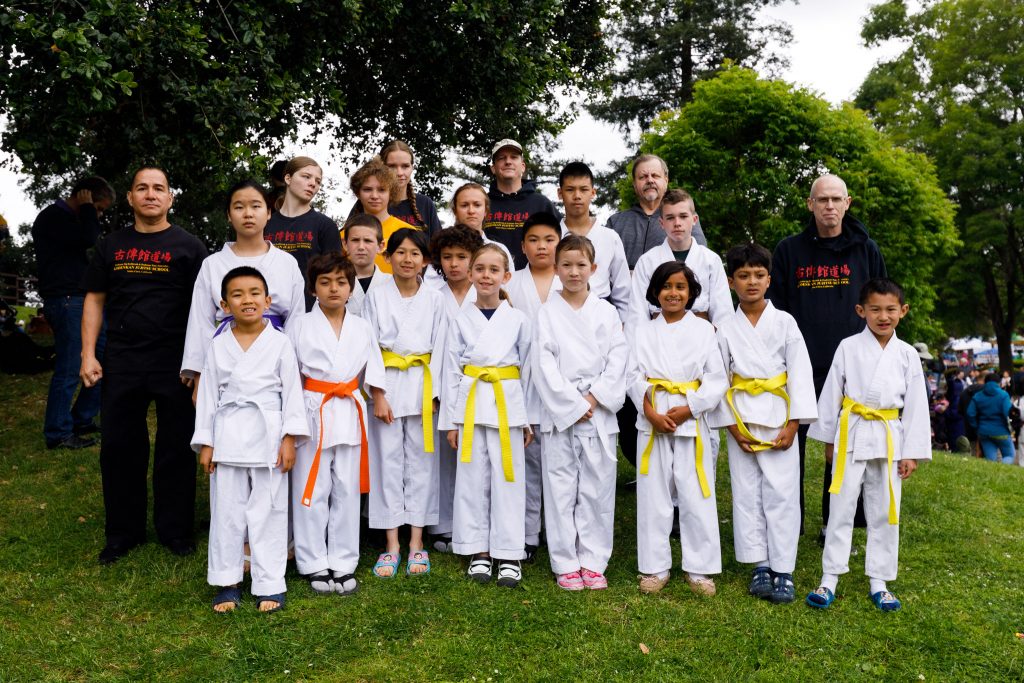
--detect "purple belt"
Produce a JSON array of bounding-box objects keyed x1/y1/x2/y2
[{"x1": 213, "y1": 313, "x2": 285, "y2": 337}]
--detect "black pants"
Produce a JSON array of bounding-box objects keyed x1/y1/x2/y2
[
  {"x1": 100, "y1": 370, "x2": 197, "y2": 546},
  {"x1": 798, "y1": 421, "x2": 866, "y2": 534},
  {"x1": 618, "y1": 401, "x2": 639, "y2": 468}
]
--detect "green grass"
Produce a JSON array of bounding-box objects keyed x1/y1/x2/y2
[{"x1": 2, "y1": 371, "x2": 1023, "y2": 681}]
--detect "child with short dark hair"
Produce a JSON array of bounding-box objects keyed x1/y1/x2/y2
[
  {"x1": 806, "y1": 278, "x2": 930, "y2": 612},
  {"x1": 193, "y1": 266, "x2": 310, "y2": 613},
  {"x1": 342, "y1": 213, "x2": 390, "y2": 315}
]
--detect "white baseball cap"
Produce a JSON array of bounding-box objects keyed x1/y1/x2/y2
[
  {"x1": 913, "y1": 342, "x2": 933, "y2": 360},
  {"x1": 491, "y1": 139, "x2": 523, "y2": 159}
]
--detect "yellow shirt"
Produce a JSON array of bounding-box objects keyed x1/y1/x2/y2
[{"x1": 375, "y1": 215, "x2": 418, "y2": 274}]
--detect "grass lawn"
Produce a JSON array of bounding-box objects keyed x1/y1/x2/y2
[{"x1": 2, "y1": 370, "x2": 1023, "y2": 681}]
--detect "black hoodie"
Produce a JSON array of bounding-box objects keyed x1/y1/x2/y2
[
  {"x1": 768, "y1": 214, "x2": 887, "y2": 389},
  {"x1": 484, "y1": 179, "x2": 559, "y2": 270}
]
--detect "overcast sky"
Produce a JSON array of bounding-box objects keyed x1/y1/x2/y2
[{"x1": 0, "y1": 0, "x2": 903, "y2": 232}]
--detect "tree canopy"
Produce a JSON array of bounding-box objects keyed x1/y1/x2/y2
[
  {"x1": 0, "y1": 0, "x2": 608, "y2": 244},
  {"x1": 855, "y1": 0, "x2": 1024, "y2": 370},
  {"x1": 626, "y1": 67, "x2": 959, "y2": 343}
]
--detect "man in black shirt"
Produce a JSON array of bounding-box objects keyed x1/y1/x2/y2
[
  {"x1": 33, "y1": 177, "x2": 114, "y2": 450},
  {"x1": 81, "y1": 166, "x2": 208, "y2": 565}
]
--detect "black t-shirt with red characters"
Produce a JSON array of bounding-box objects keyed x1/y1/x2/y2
[
  {"x1": 265, "y1": 209, "x2": 342, "y2": 309},
  {"x1": 81, "y1": 224, "x2": 208, "y2": 374}
]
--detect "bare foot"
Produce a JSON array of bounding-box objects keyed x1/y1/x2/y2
[
  {"x1": 408, "y1": 549, "x2": 430, "y2": 575},
  {"x1": 374, "y1": 550, "x2": 400, "y2": 578},
  {"x1": 257, "y1": 598, "x2": 281, "y2": 612}
]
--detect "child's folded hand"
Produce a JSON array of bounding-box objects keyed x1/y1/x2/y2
[
  {"x1": 447, "y1": 429, "x2": 459, "y2": 450},
  {"x1": 649, "y1": 413, "x2": 677, "y2": 434},
  {"x1": 374, "y1": 397, "x2": 394, "y2": 424},
  {"x1": 727, "y1": 425, "x2": 756, "y2": 453},
  {"x1": 666, "y1": 405, "x2": 692, "y2": 424},
  {"x1": 773, "y1": 420, "x2": 800, "y2": 450}
]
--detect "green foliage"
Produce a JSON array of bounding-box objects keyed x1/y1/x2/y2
[
  {"x1": 856, "y1": 0, "x2": 1024, "y2": 368},
  {"x1": 0, "y1": 0, "x2": 609, "y2": 246},
  {"x1": 624, "y1": 67, "x2": 959, "y2": 343}
]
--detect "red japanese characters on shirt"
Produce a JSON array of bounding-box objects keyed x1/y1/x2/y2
[
  {"x1": 794, "y1": 263, "x2": 852, "y2": 289},
  {"x1": 267, "y1": 230, "x2": 315, "y2": 252}
]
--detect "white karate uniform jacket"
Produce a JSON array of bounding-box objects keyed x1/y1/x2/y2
[
  {"x1": 506, "y1": 267, "x2": 562, "y2": 425},
  {"x1": 560, "y1": 220, "x2": 631, "y2": 323},
  {"x1": 628, "y1": 240, "x2": 733, "y2": 329},
  {"x1": 347, "y1": 267, "x2": 392, "y2": 317}
]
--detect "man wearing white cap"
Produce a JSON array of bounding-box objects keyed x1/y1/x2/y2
[{"x1": 484, "y1": 139, "x2": 560, "y2": 270}]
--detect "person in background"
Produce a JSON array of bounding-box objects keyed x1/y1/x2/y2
[
  {"x1": 967, "y1": 374, "x2": 1014, "y2": 464},
  {"x1": 380, "y1": 140, "x2": 442, "y2": 238}
]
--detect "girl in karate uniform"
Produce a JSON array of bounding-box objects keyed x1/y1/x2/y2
[
  {"x1": 365, "y1": 229, "x2": 447, "y2": 577},
  {"x1": 628, "y1": 261, "x2": 728, "y2": 595},
  {"x1": 428, "y1": 226, "x2": 484, "y2": 552},
  {"x1": 444, "y1": 244, "x2": 532, "y2": 587},
  {"x1": 532, "y1": 234, "x2": 627, "y2": 590}
]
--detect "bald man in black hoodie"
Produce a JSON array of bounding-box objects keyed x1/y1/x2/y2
[{"x1": 768, "y1": 174, "x2": 887, "y2": 540}]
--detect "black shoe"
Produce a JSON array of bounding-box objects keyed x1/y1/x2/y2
[
  {"x1": 46, "y1": 434, "x2": 97, "y2": 450},
  {"x1": 816, "y1": 528, "x2": 827, "y2": 547},
  {"x1": 98, "y1": 538, "x2": 143, "y2": 565},
  {"x1": 74, "y1": 422, "x2": 101, "y2": 437},
  {"x1": 164, "y1": 538, "x2": 197, "y2": 557},
  {"x1": 524, "y1": 544, "x2": 538, "y2": 563}
]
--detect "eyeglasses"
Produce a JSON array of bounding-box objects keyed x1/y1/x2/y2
[{"x1": 812, "y1": 196, "x2": 848, "y2": 205}]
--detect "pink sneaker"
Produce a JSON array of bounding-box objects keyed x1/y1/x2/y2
[
  {"x1": 556, "y1": 571, "x2": 585, "y2": 591},
  {"x1": 580, "y1": 568, "x2": 608, "y2": 590}
]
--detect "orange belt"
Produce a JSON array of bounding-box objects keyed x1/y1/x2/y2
[{"x1": 301, "y1": 376, "x2": 369, "y2": 505}]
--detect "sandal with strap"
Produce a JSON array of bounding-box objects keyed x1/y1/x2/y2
[
  {"x1": 306, "y1": 570, "x2": 334, "y2": 595},
  {"x1": 373, "y1": 552, "x2": 401, "y2": 579},
  {"x1": 770, "y1": 572, "x2": 795, "y2": 604},
  {"x1": 580, "y1": 568, "x2": 608, "y2": 590},
  {"x1": 255, "y1": 592, "x2": 285, "y2": 613},
  {"x1": 805, "y1": 586, "x2": 835, "y2": 609},
  {"x1": 870, "y1": 590, "x2": 901, "y2": 612},
  {"x1": 556, "y1": 571, "x2": 585, "y2": 591},
  {"x1": 467, "y1": 556, "x2": 493, "y2": 583},
  {"x1": 748, "y1": 567, "x2": 773, "y2": 599},
  {"x1": 406, "y1": 550, "x2": 431, "y2": 576},
  {"x1": 333, "y1": 572, "x2": 359, "y2": 596},
  {"x1": 212, "y1": 586, "x2": 242, "y2": 613},
  {"x1": 496, "y1": 560, "x2": 522, "y2": 588}
]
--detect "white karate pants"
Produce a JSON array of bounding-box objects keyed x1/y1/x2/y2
[
  {"x1": 525, "y1": 425, "x2": 543, "y2": 546},
  {"x1": 727, "y1": 424, "x2": 800, "y2": 573},
  {"x1": 822, "y1": 452, "x2": 902, "y2": 581},
  {"x1": 208, "y1": 464, "x2": 288, "y2": 596},
  {"x1": 368, "y1": 414, "x2": 439, "y2": 528},
  {"x1": 636, "y1": 431, "x2": 721, "y2": 576},
  {"x1": 452, "y1": 424, "x2": 526, "y2": 560},
  {"x1": 291, "y1": 442, "x2": 362, "y2": 575},
  {"x1": 427, "y1": 438, "x2": 457, "y2": 537},
  {"x1": 541, "y1": 428, "x2": 617, "y2": 575}
]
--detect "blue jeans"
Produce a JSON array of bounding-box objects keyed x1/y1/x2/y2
[
  {"x1": 979, "y1": 435, "x2": 1015, "y2": 464},
  {"x1": 42, "y1": 296, "x2": 105, "y2": 445}
]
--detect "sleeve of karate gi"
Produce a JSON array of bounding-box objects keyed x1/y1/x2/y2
[
  {"x1": 707, "y1": 327, "x2": 736, "y2": 429},
  {"x1": 807, "y1": 348, "x2": 846, "y2": 444},
  {"x1": 362, "y1": 324, "x2": 388, "y2": 395},
  {"x1": 531, "y1": 309, "x2": 591, "y2": 431},
  {"x1": 181, "y1": 263, "x2": 217, "y2": 375},
  {"x1": 517, "y1": 315, "x2": 534, "y2": 426},
  {"x1": 440, "y1": 321, "x2": 466, "y2": 431},
  {"x1": 706, "y1": 259, "x2": 734, "y2": 325},
  {"x1": 627, "y1": 258, "x2": 652, "y2": 331},
  {"x1": 688, "y1": 338, "x2": 728, "y2": 416},
  {"x1": 428, "y1": 297, "x2": 447, "y2": 400},
  {"x1": 625, "y1": 329, "x2": 649, "y2": 414},
  {"x1": 191, "y1": 347, "x2": 221, "y2": 451},
  {"x1": 283, "y1": 265, "x2": 307, "y2": 332},
  {"x1": 588, "y1": 312, "x2": 628, "y2": 414},
  {"x1": 785, "y1": 320, "x2": 818, "y2": 423},
  {"x1": 607, "y1": 234, "x2": 632, "y2": 324},
  {"x1": 279, "y1": 339, "x2": 311, "y2": 443},
  {"x1": 900, "y1": 358, "x2": 932, "y2": 461}
]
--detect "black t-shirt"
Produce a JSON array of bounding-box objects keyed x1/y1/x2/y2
[
  {"x1": 265, "y1": 209, "x2": 342, "y2": 308},
  {"x1": 389, "y1": 194, "x2": 442, "y2": 238},
  {"x1": 358, "y1": 275, "x2": 373, "y2": 293},
  {"x1": 32, "y1": 201, "x2": 102, "y2": 299},
  {"x1": 81, "y1": 224, "x2": 208, "y2": 374}
]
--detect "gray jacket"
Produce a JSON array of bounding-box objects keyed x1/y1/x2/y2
[{"x1": 606, "y1": 205, "x2": 707, "y2": 269}]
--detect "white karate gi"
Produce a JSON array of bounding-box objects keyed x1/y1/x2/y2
[
  {"x1": 533, "y1": 293, "x2": 627, "y2": 575},
  {"x1": 444, "y1": 301, "x2": 531, "y2": 560},
  {"x1": 627, "y1": 240, "x2": 732, "y2": 330},
  {"x1": 627, "y1": 313, "x2": 728, "y2": 575},
  {"x1": 181, "y1": 242, "x2": 306, "y2": 375},
  {"x1": 287, "y1": 305, "x2": 387, "y2": 575},
  {"x1": 429, "y1": 285, "x2": 477, "y2": 537},
  {"x1": 506, "y1": 267, "x2": 562, "y2": 546},
  {"x1": 364, "y1": 279, "x2": 446, "y2": 528},
  {"x1": 192, "y1": 324, "x2": 309, "y2": 596},
  {"x1": 708, "y1": 302, "x2": 817, "y2": 573},
  {"x1": 561, "y1": 220, "x2": 632, "y2": 323},
  {"x1": 808, "y1": 328, "x2": 931, "y2": 582},
  {"x1": 347, "y1": 266, "x2": 392, "y2": 317}
]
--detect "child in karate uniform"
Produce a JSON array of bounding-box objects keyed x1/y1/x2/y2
[
  {"x1": 193, "y1": 266, "x2": 309, "y2": 613},
  {"x1": 709, "y1": 244, "x2": 817, "y2": 604},
  {"x1": 628, "y1": 262, "x2": 728, "y2": 595},
  {"x1": 428, "y1": 225, "x2": 484, "y2": 552},
  {"x1": 506, "y1": 212, "x2": 563, "y2": 560},
  {"x1": 342, "y1": 213, "x2": 391, "y2": 316},
  {"x1": 445, "y1": 244, "x2": 532, "y2": 587},
  {"x1": 288, "y1": 253, "x2": 388, "y2": 596},
  {"x1": 806, "y1": 278, "x2": 930, "y2": 612},
  {"x1": 532, "y1": 235, "x2": 627, "y2": 590},
  {"x1": 365, "y1": 229, "x2": 446, "y2": 577}
]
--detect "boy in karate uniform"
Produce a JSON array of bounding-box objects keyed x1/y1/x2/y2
[
  {"x1": 343, "y1": 214, "x2": 392, "y2": 316},
  {"x1": 289, "y1": 252, "x2": 388, "y2": 596},
  {"x1": 710, "y1": 244, "x2": 816, "y2": 604},
  {"x1": 806, "y1": 278, "x2": 930, "y2": 611},
  {"x1": 628, "y1": 189, "x2": 732, "y2": 329},
  {"x1": 193, "y1": 266, "x2": 309, "y2": 613}
]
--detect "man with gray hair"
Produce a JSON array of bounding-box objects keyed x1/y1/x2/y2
[{"x1": 606, "y1": 153, "x2": 706, "y2": 270}]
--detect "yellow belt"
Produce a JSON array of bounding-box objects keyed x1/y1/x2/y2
[
  {"x1": 461, "y1": 365, "x2": 521, "y2": 482},
  {"x1": 725, "y1": 372, "x2": 790, "y2": 452},
  {"x1": 640, "y1": 378, "x2": 710, "y2": 498},
  {"x1": 381, "y1": 350, "x2": 434, "y2": 453},
  {"x1": 830, "y1": 396, "x2": 900, "y2": 524}
]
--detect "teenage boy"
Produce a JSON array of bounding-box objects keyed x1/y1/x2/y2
[{"x1": 343, "y1": 214, "x2": 391, "y2": 316}]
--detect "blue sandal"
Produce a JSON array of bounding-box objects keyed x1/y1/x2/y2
[
  {"x1": 805, "y1": 586, "x2": 835, "y2": 609},
  {"x1": 748, "y1": 567, "x2": 773, "y2": 599},
  {"x1": 406, "y1": 550, "x2": 431, "y2": 576},
  {"x1": 870, "y1": 590, "x2": 902, "y2": 612},
  {"x1": 212, "y1": 586, "x2": 241, "y2": 613},
  {"x1": 770, "y1": 573, "x2": 795, "y2": 604},
  {"x1": 255, "y1": 592, "x2": 285, "y2": 613},
  {"x1": 373, "y1": 552, "x2": 401, "y2": 579}
]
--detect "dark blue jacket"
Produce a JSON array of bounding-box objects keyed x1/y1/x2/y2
[{"x1": 967, "y1": 382, "x2": 1011, "y2": 436}]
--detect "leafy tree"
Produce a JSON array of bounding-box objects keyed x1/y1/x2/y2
[
  {"x1": 855, "y1": 0, "x2": 1024, "y2": 370},
  {"x1": 627, "y1": 67, "x2": 959, "y2": 343},
  {"x1": 588, "y1": 0, "x2": 791, "y2": 140},
  {"x1": 0, "y1": 0, "x2": 608, "y2": 246}
]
